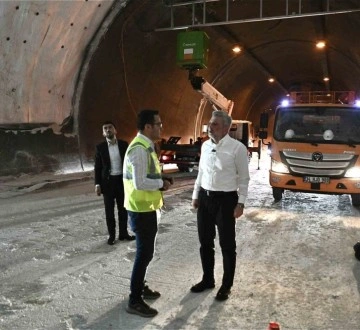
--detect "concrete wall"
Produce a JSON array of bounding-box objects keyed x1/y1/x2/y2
[{"x1": 0, "y1": 0, "x2": 126, "y2": 175}]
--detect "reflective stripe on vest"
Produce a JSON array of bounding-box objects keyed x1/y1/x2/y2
[{"x1": 123, "y1": 136, "x2": 163, "y2": 212}]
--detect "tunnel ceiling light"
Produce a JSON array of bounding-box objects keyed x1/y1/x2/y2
[
  {"x1": 316, "y1": 41, "x2": 326, "y2": 49},
  {"x1": 232, "y1": 45, "x2": 241, "y2": 53},
  {"x1": 268, "y1": 77, "x2": 275, "y2": 83},
  {"x1": 323, "y1": 77, "x2": 330, "y2": 81}
]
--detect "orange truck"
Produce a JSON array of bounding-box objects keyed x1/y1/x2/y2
[{"x1": 259, "y1": 91, "x2": 360, "y2": 206}]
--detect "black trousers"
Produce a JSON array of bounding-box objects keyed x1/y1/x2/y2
[
  {"x1": 103, "y1": 175, "x2": 128, "y2": 238},
  {"x1": 197, "y1": 188, "x2": 238, "y2": 288}
]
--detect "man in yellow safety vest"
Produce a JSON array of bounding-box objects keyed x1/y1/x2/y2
[{"x1": 123, "y1": 109, "x2": 173, "y2": 317}]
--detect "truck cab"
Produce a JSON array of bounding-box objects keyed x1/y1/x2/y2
[{"x1": 261, "y1": 91, "x2": 360, "y2": 206}]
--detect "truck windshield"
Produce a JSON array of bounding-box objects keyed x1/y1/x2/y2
[{"x1": 274, "y1": 106, "x2": 360, "y2": 144}]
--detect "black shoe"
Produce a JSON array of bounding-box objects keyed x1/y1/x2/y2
[
  {"x1": 190, "y1": 280, "x2": 215, "y2": 293},
  {"x1": 215, "y1": 286, "x2": 231, "y2": 301},
  {"x1": 354, "y1": 242, "x2": 360, "y2": 261},
  {"x1": 119, "y1": 234, "x2": 135, "y2": 241},
  {"x1": 107, "y1": 237, "x2": 115, "y2": 245},
  {"x1": 143, "y1": 285, "x2": 161, "y2": 300},
  {"x1": 126, "y1": 299, "x2": 158, "y2": 317}
]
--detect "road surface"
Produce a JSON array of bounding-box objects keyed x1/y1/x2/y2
[{"x1": 1, "y1": 156, "x2": 360, "y2": 329}]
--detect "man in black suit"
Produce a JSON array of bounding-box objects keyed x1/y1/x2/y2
[{"x1": 95, "y1": 121, "x2": 135, "y2": 245}]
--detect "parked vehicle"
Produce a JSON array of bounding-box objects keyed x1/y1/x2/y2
[
  {"x1": 159, "y1": 137, "x2": 201, "y2": 172},
  {"x1": 259, "y1": 91, "x2": 360, "y2": 206},
  {"x1": 159, "y1": 119, "x2": 262, "y2": 172}
]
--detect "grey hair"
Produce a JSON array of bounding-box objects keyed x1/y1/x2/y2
[{"x1": 212, "y1": 110, "x2": 232, "y2": 127}]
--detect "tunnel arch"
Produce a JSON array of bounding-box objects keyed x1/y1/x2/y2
[
  {"x1": 2, "y1": 0, "x2": 360, "y2": 175},
  {"x1": 77, "y1": 4, "x2": 360, "y2": 159}
]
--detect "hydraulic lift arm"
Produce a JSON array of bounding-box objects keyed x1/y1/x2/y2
[
  {"x1": 188, "y1": 69, "x2": 262, "y2": 169},
  {"x1": 188, "y1": 70, "x2": 234, "y2": 115}
]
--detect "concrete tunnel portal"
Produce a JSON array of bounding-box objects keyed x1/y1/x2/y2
[{"x1": 1, "y1": 0, "x2": 360, "y2": 175}]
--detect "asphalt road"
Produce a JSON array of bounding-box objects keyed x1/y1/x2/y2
[{"x1": 1, "y1": 156, "x2": 360, "y2": 330}]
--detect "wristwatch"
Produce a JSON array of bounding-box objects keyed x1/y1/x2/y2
[{"x1": 237, "y1": 203, "x2": 245, "y2": 208}]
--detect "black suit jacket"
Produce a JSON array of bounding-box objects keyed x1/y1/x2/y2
[{"x1": 94, "y1": 139, "x2": 128, "y2": 194}]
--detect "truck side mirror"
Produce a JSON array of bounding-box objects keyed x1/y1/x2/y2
[
  {"x1": 258, "y1": 131, "x2": 268, "y2": 139},
  {"x1": 260, "y1": 113, "x2": 269, "y2": 129}
]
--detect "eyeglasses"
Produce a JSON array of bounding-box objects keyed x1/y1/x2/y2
[{"x1": 152, "y1": 122, "x2": 163, "y2": 128}]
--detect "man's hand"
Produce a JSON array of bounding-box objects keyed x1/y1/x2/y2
[
  {"x1": 191, "y1": 199, "x2": 198, "y2": 209},
  {"x1": 233, "y1": 204, "x2": 244, "y2": 219},
  {"x1": 160, "y1": 179, "x2": 172, "y2": 191},
  {"x1": 95, "y1": 185, "x2": 101, "y2": 196},
  {"x1": 162, "y1": 176, "x2": 174, "y2": 185}
]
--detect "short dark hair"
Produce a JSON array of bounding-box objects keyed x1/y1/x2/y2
[
  {"x1": 137, "y1": 109, "x2": 159, "y2": 130},
  {"x1": 102, "y1": 120, "x2": 116, "y2": 129}
]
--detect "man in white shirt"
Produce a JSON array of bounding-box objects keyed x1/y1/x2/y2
[
  {"x1": 94, "y1": 121, "x2": 135, "y2": 245},
  {"x1": 191, "y1": 110, "x2": 250, "y2": 301}
]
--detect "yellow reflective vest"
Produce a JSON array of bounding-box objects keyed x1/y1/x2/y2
[{"x1": 123, "y1": 136, "x2": 163, "y2": 212}]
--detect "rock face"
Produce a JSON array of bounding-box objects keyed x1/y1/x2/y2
[{"x1": 0, "y1": 128, "x2": 78, "y2": 175}]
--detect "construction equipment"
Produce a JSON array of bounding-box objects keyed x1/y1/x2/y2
[
  {"x1": 260, "y1": 91, "x2": 360, "y2": 206},
  {"x1": 165, "y1": 29, "x2": 260, "y2": 171},
  {"x1": 189, "y1": 70, "x2": 234, "y2": 115}
]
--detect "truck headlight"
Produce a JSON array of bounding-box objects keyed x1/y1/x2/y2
[
  {"x1": 345, "y1": 167, "x2": 360, "y2": 178},
  {"x1": 271, "y1": 159, "x2": 289, "y2": 173}
]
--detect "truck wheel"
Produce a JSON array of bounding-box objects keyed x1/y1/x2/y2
[
  {"x1": 273, "y1": 187, "x2": 283, "y2": 201},
  {"x1": 351, "y1": 194, "x2": 360, "y2": 206},
  {"x1": 177, "y1": 165, "x2": 194, "y2": 172},
  {"x1": 177, "y1": 165, "x2": 186, "y2": 172}
]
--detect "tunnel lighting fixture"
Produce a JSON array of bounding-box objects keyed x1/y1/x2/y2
[
  {"x1": 316, "y1": 41, "x2": 326, "y2": 49},
  {"x1": 323, "y1": 77, "x2": 330, "y2": 82},
  {"x1": 232, "y1": 45, "x2": 241, "y2": 53},
  {"x1": 355, "y1": 100, "x2": 360, "y2": 107},
  {"x1": 268, "y1": 77, "x2": 275, "y2": 83}
]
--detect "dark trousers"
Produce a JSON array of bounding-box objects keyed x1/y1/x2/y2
[
  {"x1": 103, "y1": 175, "x2": 128, "y2": 238},
  {"x1": 197, "y1": 189, "x2": 238, "y2": 288},
  {"x1": 128, "y1": 210, "x2": 158, "y2": 303}
]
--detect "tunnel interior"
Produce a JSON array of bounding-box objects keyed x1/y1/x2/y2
[{"x1": 1, "y1": 0, "x2": 360, "y2": 175}]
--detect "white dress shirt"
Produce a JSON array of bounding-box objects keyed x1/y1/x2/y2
[
  {"x1": 107, "y1": 139, "x2": 122, "y2": 176},
  {"x1": 192, "y1": 134, "x2": 250, "y2": 204},
  {"x1": 124, "y1": 133, "x2": 163, "y2": 191}
]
